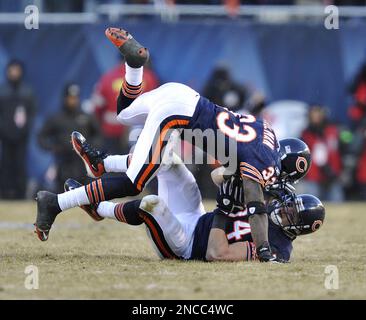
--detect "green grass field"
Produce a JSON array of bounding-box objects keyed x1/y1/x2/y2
[{"x1": 0, "y1": 200, "x2": 365, "y2": 300}]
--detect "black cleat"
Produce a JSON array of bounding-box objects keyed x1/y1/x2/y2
[
  {"x1": 105, "y1": 27, "x2": 149, "y2": 68},
  {"x1": 34, "y1": 191, "x2": 61, "y2": 241},
  {"x1": 64, "y1": 178, "x2": 104, "y2": 222},
  {"x1": 71, "y1": 131, "x2": 108, "y2": 178}
]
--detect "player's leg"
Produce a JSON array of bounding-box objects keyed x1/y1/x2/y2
[
  {"x1": 125, "y1": 83, "x2": 199, "y2": 193},
  {"x1": 35, "y1": 30, "x2": 199, "y2": 241},
  {"x1": 64, "y1": 178, "x2": 143, "y2": 224},
  {"x1": 157, "y1": 152, "x2": 205, "y2": 218},
  {"x1": 34, "y1": 172, "x2": 141, "y2": 241},
  {"x1": 71, "y1": 131, "x2": 131, "y2": 178},
  {"x1": 139, "y1": 195, "x2": 193, "y2": 259},
  {"x1": 155, "y1": 157, "x2": 206, "y2": 258},
  {"x1": 106, "y1": 27, "x2": 152, "y2": 126},
  {"x1": 92, "y1": 195, "x2": 184, "y2": 259},
  {"x1": 63, "y1": 179, "x2": 188, "y2": 259},
  {"x1": 35, "y1": 95, "x2": 196, "y2": 242}
]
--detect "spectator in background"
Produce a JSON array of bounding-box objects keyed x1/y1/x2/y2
[
  {"x1": 0, "y1": 60, "x2": 36, "y2": 199},
  {"x1": 90, "y1": 58, "x2": 159, "y2": 154},
  {"x1": 300, "y1": 105, "x2": 344, "y2": 202},
  {"x1": 202, "y1": 64, "x2": 266, "y2": 116},
  {"x1": 348, "y1": 62, "x2": 366, "y2": 131},
  {"x1": 203, "y1": 65, "x2": 247, "y2": 112},
  {"x1": 347, "y1": 62, "x2": 366, "y2": 199},
  {"x1": 38, "y1": 83, "x2": 101, "y2": 192}
]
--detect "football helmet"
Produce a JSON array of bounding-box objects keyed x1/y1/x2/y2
[
  {"x1": 278, "y1": 138, "x2": 311, "y2": 182},
  {"x1": 268, "y1": 194, "x2": 325, "y2": 240}
]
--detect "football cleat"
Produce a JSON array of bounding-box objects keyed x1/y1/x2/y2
[
  {"x1": 105, "y1": 27, "x2": 149, "y2": 68},
  {"x1": 64, "y1": 178, "x2": 104, "y2": 222},
  {"x1": 34, "y1": 191, "x2": 61, "y2": 241},
  {"x1": 71, "y1": 131, "x2": 107, "y2": 178}
]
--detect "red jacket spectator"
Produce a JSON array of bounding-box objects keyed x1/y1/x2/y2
[
  {"x1": 348, "y1": 82, "x2": 366, "y2": 126},
  {"x1": 301, "y1": 106, "x2": 342, "y2": 183},
  {"x1": 356, "y1": 146, "x2": 366, "y2": 184},
  {"x1": 302, "y1": 125, "x2": 342, "y2": 182},
  {"x1": 348, "y1": 63, "x2": 366, "y2": 129}
]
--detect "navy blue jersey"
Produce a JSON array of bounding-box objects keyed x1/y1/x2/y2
[
  {"x1": 189, "y1": 96, "x2": 281, "y2": 187},
  {"x1": 190, "y1": 210, "x2": 293, "y2": 261}
]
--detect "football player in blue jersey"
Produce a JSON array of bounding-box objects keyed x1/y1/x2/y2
[
  {"x1": 61, "y1": 152, "x2": 324, "y2": 263},
  {"x1": 34, "y1": 27, "x2": 311, "y2": 263}
]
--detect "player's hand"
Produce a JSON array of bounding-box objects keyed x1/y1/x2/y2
[
  {"x1": 216, "y1": 174, "x2": 244, "y2": 216},
  {"x1": 256, "y1": 241, "x2": 278, "y2": 263}
]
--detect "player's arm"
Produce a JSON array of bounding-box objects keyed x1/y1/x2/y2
[
  {"x1": 206, "y1": 215, "x2": 249, "y2": 262},
  {"x1": 206, "y1": 229, "x2": 249, "y2": 262},
  {"x1": 242, "y1": 177, "x2": 276, "y2": 262},
  {"x1": 210, "y1": 166, "x2": 235, "y2": 187}
]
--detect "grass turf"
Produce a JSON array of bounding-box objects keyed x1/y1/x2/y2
[{"x1": 0, "y1": 200, "x2": 365, "y2": 299}]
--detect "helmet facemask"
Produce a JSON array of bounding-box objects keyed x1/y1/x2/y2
[{"x1": 269, "y1": 194, "x2": 304, "y2": 240}]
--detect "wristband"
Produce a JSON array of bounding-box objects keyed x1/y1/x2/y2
[
  {"x1": 247, "y1": 201, "x2": 267, "y2": 216},
  {"x1": 211, "y1": 212, "x2": 227, "y2": 231}
]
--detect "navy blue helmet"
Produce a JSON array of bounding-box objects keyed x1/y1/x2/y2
[
  {"x1": 279, "y1": 138, "x2": 311, "y2": 182},
  {"x1": 269, "y1": 194, "x2": 325, "y2": 240}
]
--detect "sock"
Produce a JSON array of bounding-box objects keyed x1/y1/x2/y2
[
  {"x1": 117, "y1": 64, "x2": 143, "y2": 114},
  {"x1": 84, "y1": 174, "x2": 140, "y2": 205},
  {"x1": 104, "y1": 154, "x2": 130, "y2": 173},
  {"x1": 58, "y1": 174, "x2": 139, "y2": 210},
  {"x1": 125, "y1": 63, "x2": 143, "y2": 85},
  {"x1": 97, "y1": 200, "x2": 143, "y2": 225},
  {"x1": 96, "y1": 201, "x2": 117, "y2": 219},
  {"x1": 114, "y1": 200, "x2": 143, "y2": 225},
  {"x1": 57, "y1": 186, "x2": 90, "y2": 211},
  {"x1": 121, "y1": 64, "x2": 143, "y2": 99}
]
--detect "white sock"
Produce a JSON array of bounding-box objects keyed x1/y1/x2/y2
[
  {"x1": 97, "y1": 201, "x2": 117, "y2": 220},
  {"x1": 57, "y1": 187, "x2": 90, "y2": 211},
  {"x1": 125, "y1": 63, "x2": 143, "y2": 85},
  {"x1": 104, "y1": 155, "x2": 129, "y2": 173}
]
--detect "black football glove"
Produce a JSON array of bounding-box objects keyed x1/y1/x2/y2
[
  {"x1": 256, "y1": 241, "x2": 278, "y2": 263},
  {"x1": 216, "y1": 174, "x2": 245, "y2": 217}
]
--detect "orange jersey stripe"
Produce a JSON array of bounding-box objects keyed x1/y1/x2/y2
[
  {"x1": 240, "y1": 161, "x2": 262, "y2": 176},
  {"x1": 241, "y1": 173, "x2": 265, "y2": 187},
  {"x1": 240, "y1": 167, "x2": 264, "y2": 184}
]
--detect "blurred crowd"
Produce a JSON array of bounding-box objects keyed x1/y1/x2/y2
[
  {"x1": 2, "y1": 0, "x2": 366, "y2": 14},
  {"x1": 36, "y1": 0, "x2": 366, "y2": 11},
  {"x1": 1, "y1": 56, "x2": 366, "y2": 202}
]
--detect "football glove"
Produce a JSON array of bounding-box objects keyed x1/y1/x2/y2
[
  {"x1": 216, "y1": 174, "x2": 245, "y2": 217},
  {"x1": 256, "y1": 241, "x2": 278, "y2": 263}
]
